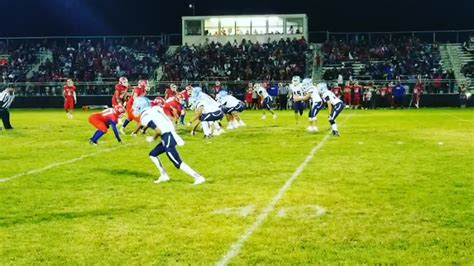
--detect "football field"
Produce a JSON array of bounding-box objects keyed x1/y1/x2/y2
[{"x1": 0, "y1": 108, "x2": 473, "y2": 264}]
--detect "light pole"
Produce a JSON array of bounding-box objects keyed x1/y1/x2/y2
[{"x1": 188, "y1": 2, "x2": 195, "y2": 16}]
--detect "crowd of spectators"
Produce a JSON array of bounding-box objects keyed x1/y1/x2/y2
[
  {"x1": 461, "y1": 62, "x2": 474, "y2": 78},
  {"x1": 322, "y1": 37, "x2": 442, "y2": 81},
  {"x1": 0, "y1": 41, "x2": 46, "y2": 83},
  {"x1": 0, "y1": 38, "x2": 167, "y2": 84},
  {"x1": 31, "y1": 38, "x2": 167, "y2": 83},
  {"x1": 161, "y1": 37, "x2": 309, "y2": 82}
]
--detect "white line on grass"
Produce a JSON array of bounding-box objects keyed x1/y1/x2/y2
[
  {"x1": 0, "y1": 144, "x2": 131, "y2": 183},
  {"x1": 216, "y1": 114, "x2": 353, "y2": 266}
]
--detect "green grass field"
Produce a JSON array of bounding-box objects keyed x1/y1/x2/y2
[{"x1": 0, "y1": 108, "x2": 473, "y2": 264}]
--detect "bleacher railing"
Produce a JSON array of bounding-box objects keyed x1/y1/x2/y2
[
  {"x1": 309, "y1": 30, "x2": 474, "y2": 44},
  {"x1": 3, "y1": 79, "x2": 463, "y2": 97}
]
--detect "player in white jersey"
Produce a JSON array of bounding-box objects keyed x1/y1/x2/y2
[
  {"x1": 255, "y1": 83, "x2": 277, "y2": 119},
  {"x1": 217, "y1": 90, "x2": 246, "y2": 129},
  {"x1": 133, "y1": 97, "x2": 205, "y2": 185},
  {"x1": 320, "y1": 85, "x2": 345, "y2": 136},
  {"x1": 189, "y1": 87, "x2": 224, "y2": 138},
  {"x1": 294, "y1": 79, "x2": 324, "y2": 132},
  {"x1": 289, "y1": 76, "x2": 305, "y2": 124}
]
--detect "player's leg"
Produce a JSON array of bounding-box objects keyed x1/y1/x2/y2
[
  {"x1": 149, "y1": 143, "x2": 170, "y2": 183},
  {"x1": 308, "y1": 102, "x2": 322, "y2": 132},
  {"x1": 329, "y1": 103, "x2": 344, "y2": 136},
  {"x1": 88, "y1": 115, "x2": 108, "y2": 144},
  {"x1": 161, "y1": 133, "x2": 205, "y2": 185}
]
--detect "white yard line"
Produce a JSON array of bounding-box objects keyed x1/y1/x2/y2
[
  {"x1": 0, "y1": 144, "x2": 131, "y2": 183},
  {"x1": 216, "y1": 114, "x2": 353, "y2": 266}
]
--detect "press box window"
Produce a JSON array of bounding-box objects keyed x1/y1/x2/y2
[{"x1": 184, "y1": 20, "x2": 202, "y2": 36}]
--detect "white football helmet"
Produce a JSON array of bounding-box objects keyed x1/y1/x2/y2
[
  {"x1": 316, "y1": 83, "x2": 328, "y2": 94},
  {"x1": 302, "y1": 78, "x2": 313, "y2": 91},
  {"x1": 133, "y1": 97, "x2": 151, "y2": 116},
  {"x1": 291, "y1": 76, "x2": 301, "y2": 86}
]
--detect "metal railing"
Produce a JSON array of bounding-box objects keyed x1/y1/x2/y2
[
  {"x1": 2, "y1": 79, "x2": 464, "y2": 97},
  {"x1": 310, "y1": 30, "x2": 474, "y2": 44}
]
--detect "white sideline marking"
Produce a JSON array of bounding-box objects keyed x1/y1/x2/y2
[
  {"x1": 212, "y1": 205, "x2": 256, "y2": 217},
  {"x1": 0, "y1": 144, "x2": 131, "y2": 183},
  {"x1": 216, "y1": 115, "x2": 353, "y2": 266},
  {"x1": 276, "y1": 205, "x2": 326, "y2": 218}
]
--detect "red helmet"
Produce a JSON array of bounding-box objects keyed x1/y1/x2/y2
[
  {"x1": 114, "y1": 105, "x2": 126, "y2": 115},
  {"x1": 170, "y1": 84, "x2": 178, "y2": 91},
  {"x1": 152, "y1": 97, "x2": 165, "y2": 107},
  {"x1": 66, "y1": 79, "x2": 74, "y2": 87},
  {"x1": 138, "y1": 80, "x2": 149, "y2": 90},
  {"x1": 119, "y1": 77, "x2": 129, "y2": 87}
]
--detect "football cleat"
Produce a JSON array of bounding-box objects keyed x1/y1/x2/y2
[
  {"x1": 193, "y1": 176, "x2": 206, "y2": 185},
  {"x1": 154, "y1": 175, "x2": 170, "y2": 184}
]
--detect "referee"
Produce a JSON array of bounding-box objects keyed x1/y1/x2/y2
[{"x1": 0, "y1": 87, "x2": 15, "y2": 130}]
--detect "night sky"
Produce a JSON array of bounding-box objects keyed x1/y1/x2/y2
[{"x1": 0, "y1": 0, "x2": 473, "y2": 37}]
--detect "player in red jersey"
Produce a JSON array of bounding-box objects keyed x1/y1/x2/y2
[
  {"x1": 386, "y1": 82, "x2": 394, "y2": 108},
  {"x1": 332, "y1": 83, "x2": 342, "y2": 99},
  {"x1": 178, "y1": 86, "x2": 192, "y2": 125},
  {"x1": 163, "y1": 94, "x2": 184, "y2": 124},
  {"x1": 343, "y1": 81, "x2": 352, "y2": 108},
  {"x1": 88, "y1": 105, "x2": 126, "y2": 145},
  {"x1": 412, "y1": 78, "x2": 424, "y2": 109},
  {"x1": 112, "y1": 77, "x2": 129, "y2": 108},
  {"x1": 63, "y1": 79, "x2": 77, "y2": 118},
  {"x1": 122, "y1": 80, "x2": 150, "y2": 134},
  {"x1": 164, "y1": 84, "x2": 178, "y2": 100},
  {"x1": 212, "y1": 81, "x2": 223, "y2": 98},
  {"x1": 352, "y1": 81, "x2": 362, "y2": 109}
]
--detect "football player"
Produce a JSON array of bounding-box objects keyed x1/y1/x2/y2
[
  {"x1": 189, "y1": 87, "x2": 224, "y2": 138},
  {"x1": 63, "y1": 79, "x2": 77, "y2": 119},
  {"x1": 320, "y1": 84, "x2": 345, "y2": 136},
  {"x1": 112, "y1": 77, "x2": 129, "y2": 108},
  {"x1": 163, "y1": 94, "x2": 184, "y2": 124},
  {"x1": 88, "y1": 105, "x2": 126, "y2": 145},
  {"x1": 289, "y1": 76, "x2": 304, "y2": 124},
  {"x1": 134, "y1": 97, "x2": 206, "y2": 185},
  {"x1": 217, "y1": 90, "x2": 246, "y2": 129},
  {"x1": 121, "y1": 80, "x2": 149, "y2": 134},
  {"x1": 294, "y1": 78, "x2": 323, "y2": 132},
  {"x1": 255, "y1": 83, "x2": 276, "y2": 120},
  {"x1": 343, "y1": 81, "x2": 352, "y2": 109}
]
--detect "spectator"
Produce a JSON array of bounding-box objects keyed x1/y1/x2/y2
[
  {"x1": 278, "y1": 82, "x2": 289, "y2": 110},
  {"x1": 393, "y1": 82, "x2": 406, "y2": 109}
]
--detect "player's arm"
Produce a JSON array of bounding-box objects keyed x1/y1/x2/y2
[
  {"x1": 190, "y1": 106, "x2": 204, "y2": 135},
  {"x1": 73, "y1": 90, "x2": 77, "y2": 104},
  {"x1": 146, "y1": 121, "x2": 163, "y2": 140},
  {"x1": 295, "y1": 93, "x2": 311, "y2": 102},
  {"x1": 62, "y1": 88, "x2": 66, "y2": 100},
  {"x1": 108, "y1": 120, "x2": 122, "y2": 143}
]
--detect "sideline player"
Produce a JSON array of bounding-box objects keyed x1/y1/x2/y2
[
  {"x1": 88, "y1": 105, "x2": 126, "y2": 145},
  {"x1": 320, "y1": 84, "x2": 345, "y2": 136},
  {"x1": 63, "y1": 79, "x2": 77, "y2": 119},
  {"x1": 133, "y1": 97, "x2": 206, "y2": 185},
  {"x1": 343, "y1": 81, "x2": 352, "y2": 109},
  {"x1": 294, "y1": 78, "x2": 323, "y2": 132},
  {"x1": 289, "y1": 76, "x2": 304, "y2": 124}
]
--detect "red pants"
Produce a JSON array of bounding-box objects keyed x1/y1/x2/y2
[
  {"x1": 64, "y1": 98, "x2": 75, "y2": 111},
  {"x1": 89, "y1": 114, "x2": 108, "y2": 133},
  {"x1": 353, "y1": 96, "x2": 361, "y2": 106},
  {"x1": 344, "y1": 95, "x2": 352, "y2": 105}
]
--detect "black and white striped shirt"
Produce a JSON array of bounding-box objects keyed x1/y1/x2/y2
[{"x1": 0, "y1": 89, "x2": 15, "y2": 109}]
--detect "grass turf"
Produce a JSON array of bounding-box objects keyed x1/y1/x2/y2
[{"x1": 0, "y1": 108, "x2": 473, "y2": 264}]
